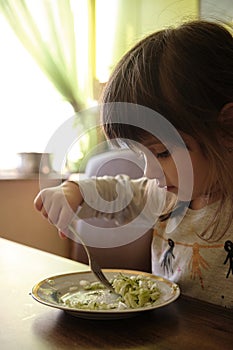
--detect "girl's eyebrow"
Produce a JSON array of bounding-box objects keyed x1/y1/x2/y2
[
  {"x1": 148, "y1": 143, "x2": 166, "y2": 150},
  {"x1": 144, "y1": 142, "x2": 169, "y2": 151},
  {"x1": 142, "y1": 131, "x2": 190, "y2": 148},
  {"x1": 142, "y1": 138, "x2": 163, "y2": 147},
  {"x1": 144, "y1": 138, "x2": 189, "y2": 150}
]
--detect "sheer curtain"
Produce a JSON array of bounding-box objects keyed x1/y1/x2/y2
[
  {"x1": 0, "y1": 0, "x2": 198, "y2": 172},
  {"x1": 0, "y1": 0, "x2": 96, "y2": 172},
  {"x1": 0, "y1": 0, "x2": 94, "y2": 112}
]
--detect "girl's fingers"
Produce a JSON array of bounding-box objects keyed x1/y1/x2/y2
[
  {"x1": 34, "y1": 193, "x2": 43, "y2": 211},
  {"x1": 41, "y1": 207, "x2": 48, "y2": 218},
  {"x1": 57, "y1": 206, "x2": 75, "y2": 232},
  {"x1": 47, "y1": 202, "x2": 61, "y2": 226},
  {"x1": 34, "y1": 184, "x2": 81, "y2": 237},
  {"x1": 58, "y1": 230, "x2": 67, "y2": 239}
]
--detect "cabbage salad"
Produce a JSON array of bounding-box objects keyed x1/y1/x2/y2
[{"x1": 60, "y1": 273, "x2": 161, "y2": 311}]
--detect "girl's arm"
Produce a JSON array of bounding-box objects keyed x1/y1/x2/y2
[
  {"x1": 34, "y1": 175, "x2": 175, "y2": 236},
  {"x1": 34, "y1": 175, "x2": 146, "y2": 234}
]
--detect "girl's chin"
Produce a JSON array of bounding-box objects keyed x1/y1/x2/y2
[
  {"x1": 168, "y1": 188, "x2": 193, "y2": 203},
  {"x1": 165, "y1": 186, "x2": 194, "y2": 203},
  {"x1": 166, "y1": 186, "x2": 177, "y2": 193}
]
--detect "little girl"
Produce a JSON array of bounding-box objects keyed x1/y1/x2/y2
[{"x1": 34, "y1": 20, "x2": 233, "y2": 308}]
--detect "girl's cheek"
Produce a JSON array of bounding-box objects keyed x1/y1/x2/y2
[{"x1": 144, "y1": 156, "x2": 165, "y2": 180}]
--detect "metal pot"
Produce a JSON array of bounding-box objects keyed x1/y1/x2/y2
[{"x1": 17, "y1": 152, "x2": 53, "y2": 175}]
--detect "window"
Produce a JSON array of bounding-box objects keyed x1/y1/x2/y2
[
  {"x1": 0, "y1": 0, "x2": 199, "y2": 174},
  {"x1": 0, "y1": 13, "x2": 74, "y2": 172}
]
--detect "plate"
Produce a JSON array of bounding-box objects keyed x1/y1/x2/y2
[{"x1": 31, "y1": 269, "x2": 180, "y2": 320}]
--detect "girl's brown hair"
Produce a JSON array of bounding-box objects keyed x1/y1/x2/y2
[{"x1": 101, "y1": 20, "x2": 233, "y2": 241}]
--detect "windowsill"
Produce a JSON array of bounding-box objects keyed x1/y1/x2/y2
[
  {"x1": 68, "y1": 173, "x2": 88, "y2": 181},
  {"x1": 0, "y1": 171, "x2": 67, "y2": 181}
]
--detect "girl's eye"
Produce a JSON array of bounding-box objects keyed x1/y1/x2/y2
[{"x1": 156, "y1": 150, "x2": 170, "y2": 159}]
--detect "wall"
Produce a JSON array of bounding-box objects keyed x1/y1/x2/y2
[{"x1": 0, "y1": 178, "x2": 70, "y2": 258}]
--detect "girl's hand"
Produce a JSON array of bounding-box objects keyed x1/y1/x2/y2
[{"x1": 34, "y1": 181, "x2": 83, "y2": 235}]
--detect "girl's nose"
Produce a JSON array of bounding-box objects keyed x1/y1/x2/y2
[{"x1": 144, "y1": 157, "x2": 166, "y2": 186}]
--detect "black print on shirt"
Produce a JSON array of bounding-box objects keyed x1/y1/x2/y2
[
  {"x1": 224, "y1": 240, "x2": 233, "y2": 278},
  {"x1": 161, "y1": 238, "x2": 175, "y2": 275}
]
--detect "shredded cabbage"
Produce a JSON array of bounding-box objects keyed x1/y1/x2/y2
[
  {"x1": 112, "y1": 273, "x2": 161, "y2": 308},
  {"x1": 61, "y1": 273, "x2": 161, "y2": 311}
]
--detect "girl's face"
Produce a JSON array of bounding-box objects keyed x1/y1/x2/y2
[{"x1": 142, "y1": 133, "x2": 211, "y2": 206}]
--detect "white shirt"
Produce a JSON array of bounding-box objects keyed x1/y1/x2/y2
[{"x1": 76, "y1": 175, "x2": 233, "y2": 308}]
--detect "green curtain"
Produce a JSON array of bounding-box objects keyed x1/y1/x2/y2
[
  {"x1": 0, "y1": 0, "x2": 199, "y2": 111},
  {"x1": 0, "y1": 0, "x2": 95, "y2": 113},
  {"x1": 0, "y1": 0, "x2": 98, "y2": 172},
  {"x1": 0, "y1": 0, "x2": 199, "y2": 172}
]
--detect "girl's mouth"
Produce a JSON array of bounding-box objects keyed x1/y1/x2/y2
[{"x1": 166, "y1": 186, "x2": 176, "y2": 192}]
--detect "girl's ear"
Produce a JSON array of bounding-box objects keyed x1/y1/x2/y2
[
  {"x1": 219, "y1": 103, "x2": 233, "y2": 151},
  {"x1": 219, "y1": 102, "x2": 233, "y2": 121}
]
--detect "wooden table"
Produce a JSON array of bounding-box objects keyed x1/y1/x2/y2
[{"x1": 1, "y1": 237, "x2": 233, "y2": 350}]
